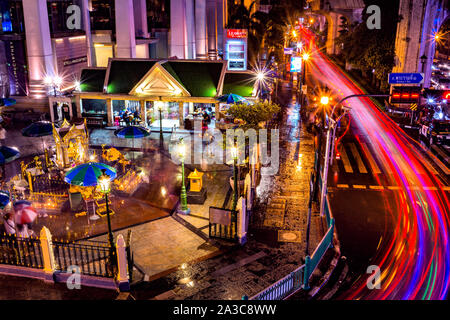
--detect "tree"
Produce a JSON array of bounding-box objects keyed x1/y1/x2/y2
[{"x1": 226, "y1": 100, "x2": 281, "y2": 130}]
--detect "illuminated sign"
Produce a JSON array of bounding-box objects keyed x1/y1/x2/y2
[
  {"x1": 224, "y1": 30, "x2": 248, "y2": 71},
  {"x1": 290, "y1": 56, "x2": 302, "y2": 73},
  {"x1": 444, "y1": 91, "x2": 450, "y2": 99},
  {"x1": 63, "y1": 56, "x2": 88, "y2": 66},
  {"x1": 226, "y1": 29, "x2": 248, "y2": 39},
  {"x1": 390, "y1": 86, "x2": 421, "y2": 104},
  {"x1": 284, "y1": 48, "x2": 294, "y2": 55}
]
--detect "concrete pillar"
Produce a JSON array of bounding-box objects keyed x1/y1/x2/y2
[
  {"x1": 115, "y1": 0, "x2": 136, "y2": 58},
  {"x1": 326, "y1": 12, "x2": 341, "y2": 55},
  {"x1": 170, "y1": 0, "x2": 187, "y2": 59},
  {"x1": 206, "y1": 0, "x2": 218, "y2": 60},
  {"x1": 216, "y1": 0, "x2": 226, "y2": 57},
  {"x1": 185, "y1": 0, "x2": 196, "y2": 59},
  {"x1": 133, "y1": 0, "x2": 150, "y2": 38},
  {"x1": 140, "y1": 100, "x2": 147, "y2": 126},
  {"x1": 179, "y1": 102, "x2": 185, "y2": 128},
  {"x1": 75, "y1": 95, "x2": 82, "y2": 118},
  {"x1": 22, "y1": 0, "x2": 55, "y2": 98},
  {"x1": 116, "y1": 234, "x2": 130, "y2": 292},
  {"x1": 40, "y1": 227, "x2": 56, "y2": 281},
  {"x1": 195, "y1": 0, "x2": 208, "y2": 59},
  {"x1": 80, "y1": 0, "x2": 96, "y2": 67},
  {"x1": 215, "y1": 102, "x2": 220, "y2": 120},
  {"x1": 106, "y1": 98, "x2": 113, "y2": 126}
]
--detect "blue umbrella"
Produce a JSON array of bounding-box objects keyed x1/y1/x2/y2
[
  {"x1": 114, "y1": 126, "x2": 150, "y2": 139},
  {"x1": 64, "y1": 162, "x2": 117, "y2": 187},
  {"x1": 0, "y1": 190, "x2": 10, "y2": 209},
  {"x1": 0, "y1": 98, "x2": 16, "y2": 107},
  {"x1": 21, "y1": 121, "x2": 54, "y2": 137},
  {"x1": 218, "y1": 94, "x2": 247, "y2": 104},
  {"x1": 0, "y1": 146, "x2": 20, "y2": 165}
]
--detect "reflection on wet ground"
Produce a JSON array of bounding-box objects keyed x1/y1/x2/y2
[{"x1": 23, "y1": 150, "x2": 182, "y2": 241}]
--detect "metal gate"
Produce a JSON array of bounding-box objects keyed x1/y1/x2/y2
[{"x1": 208, "y1": 206, "x2": 238, "y2": 242}]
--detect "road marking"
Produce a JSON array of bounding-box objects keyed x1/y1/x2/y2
[
  {"x1": 353, "y1": 185, "x2": 366, "y2": 189},
  {"x1": 369, "y1": 185, "x2": 385, "y2": 190},
  {"x1": 443, "y1": 186, "x2": 450, "y2": 191},
  {"x1": 349, "y1": 143, "x2": 368, "y2": 173},
  {"x1": 337, "y1": 184, "x2": 349, "y2": 188},
  {"x1": 339, "y1": 147, "x2": 354, "y2": 173},
  {"x1": 360, "y1": 143, "x2": 381, "y2": 174},
  {"x1": 387, "y1": 186, "x2": 401, "y2": 190},
  {"x1": 423, "y1": 186, "x2": 438, "y2": 191}
]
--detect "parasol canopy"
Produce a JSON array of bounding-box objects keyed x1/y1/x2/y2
[
  {"x1": 64, "y1": 162, "x2": 117, "y2": 187},
  {"x1": 114, "y1": 126, "x2": 150, "y2": 139},
  {"x1": 15, "y1": 206, "x2": 38, "y2": 225},
  {"x1": 0, "y1": 146, "x2": 20, "y2": 165},
  {"x1": 0, "y1": 190, "x2": 10, "y2": 209},
  {"x1": 218, "y1": 94, "x2": 247, "y2": 104},
  {"x1": 21, "y1": 121, "x2": 55, "y2": 137},
  {"x1": 0, "y1": 98, "x2": 16, "y2": 107}
]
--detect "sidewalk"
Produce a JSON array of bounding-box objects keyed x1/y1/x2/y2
[{"x1": 126, "y1": 89, "x2": 326, "y2": 300}]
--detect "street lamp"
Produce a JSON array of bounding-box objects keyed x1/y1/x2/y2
[
  {"x1": 231, "y1": 145, "x2": 238, "y2": 211},
  {"x1": 158, "y1": 102, "x2": 164, "y2": 149},
  {"x1": 98, "y1": 169, "x2": 116, "y2": 263},
  {"x1": 300, "y1": 52, "x2": 310, "y2": 105},
  {"x1": 177, "y1": 138, "x2": 190, "y2": 215},
  {"x1": 44, "y1": 75, "x2": 63, "y2": 97},
  {"x1": 256, "y1": 72, "x2": 265, "y2": 99}
]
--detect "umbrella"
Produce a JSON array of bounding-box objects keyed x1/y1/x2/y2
[
  {"x1": 0, "y1": 190, "x2": 10, "y2": 209},
  {"x1": 114, "y1": 126, "x2": 150, "y2": 159},
  {"x1": 0, "y1": 98, "x2": 16, "y2": 107},
  {"x1": 218, "y1": 94, "x2": 247, "y2": 104},
  {"x1": 22, "y1": 121, "x2": 55, "y2": 154},
  {"x1": 15, "y1": 206, "x2": 37, "y2": 225},
  {"x1": 0, "y1": 146, "x2": 20, "y2": 165},
  {"x1": 21, "y1": 121, "x2": 54, "y2": 137},
  {"x1": 64, "y1": 162, "x2": 117, "y2": 187},
  {"x1": 114, "y1": 126, "x2": 150, "y2": 139},
  {"x1": 13, "y1": 200, "x2": 32, "y2": 209}
]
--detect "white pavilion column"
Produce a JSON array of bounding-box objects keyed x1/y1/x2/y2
[
  {"x1": 22, "y1": 0, "x2": 55, "y2": 98},
  {"x1": 195, "y1": 0, "x2": 208, "y2": 59},
  {"x1": 186, "y1": 0, "x2": 196, "y2": 59},
  {"x1": 170, "y1": 0, "x2": 187, "y2": 59},
  {"x1": 80, "y1": 0, "x2": 96, "y2": 67},
  {"x1": 115, "y1": 0, "x2": 136, "y2": 58},
  {"x1": 206, "y1": 0, "x2": 218, "y2": 60}
]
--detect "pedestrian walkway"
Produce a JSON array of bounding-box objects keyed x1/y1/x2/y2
[{"x1": 128, "y1": 88, "x2": 326, "y2": 300}]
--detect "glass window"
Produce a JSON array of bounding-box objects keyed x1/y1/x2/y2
[{"x1": 81, "y1": 98, "x2": 106, "y2": 115}]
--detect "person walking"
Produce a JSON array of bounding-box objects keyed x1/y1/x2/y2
[{"x1": 2, "y1": 212, "x2": 15, "y2": 235}]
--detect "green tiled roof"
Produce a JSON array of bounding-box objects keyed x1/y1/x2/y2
[
  {"x1": 222, "y1": 72, "x2": 256, "y2": 97},
  {"x1": 161, "y1": 61, "x2": 224, "y2": 97},
  {"x1": 79, "y1": 68, "x2": 106, "y2": 92},
  {"x1": 106, "y1": 60, "x2": 158, "y2": 94}
]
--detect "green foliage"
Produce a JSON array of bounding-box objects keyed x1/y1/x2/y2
[{"x1": 226, "y1": 100, "x2": 281, "y2": 130}]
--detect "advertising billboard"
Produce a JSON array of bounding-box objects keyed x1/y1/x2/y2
[
  {"x1": 290, "y1": 56, "x2": 302, "y2": 73},
  {"x1": 224, "y1": 29, "x2": 248, "y2": 71}
]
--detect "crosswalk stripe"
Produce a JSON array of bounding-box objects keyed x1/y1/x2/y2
[
  {"x1": 360, "y1": 143, "x2": 382, "y2": 174},
  {"x1": 349, "y1": 143, "x2": 368, "y2": 173},
  {"x1": 339, "y1": 146, "x2": 354, "y2": 173}
]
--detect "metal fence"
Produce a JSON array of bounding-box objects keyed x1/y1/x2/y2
[
  {"x1": 52, "y1": 240, "x2": 115, "y2": 278},
  {"x1": 251, "y1": 265, "x2": 305, "y2": 300},
  {"x1": 0, "y1": 234, "x2": 44, "y2": 269}
]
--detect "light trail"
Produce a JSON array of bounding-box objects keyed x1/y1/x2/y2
[{"x1": 300, "y1": 29, "x2": 450, "y2": 300}]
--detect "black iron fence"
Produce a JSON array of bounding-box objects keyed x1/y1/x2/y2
[
  {"x1": 0, "y1": 234, "x2": 44, "y2": 269},
  {"x1": 52, "y1": 239, "x2": 115, "y2": 278},
  {"x1": 209, "y1": 207, "x2": 238, "y2": 242}
]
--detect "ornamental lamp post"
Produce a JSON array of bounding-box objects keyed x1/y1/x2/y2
[
  {"x1": 231, "y1": 145, "x2": 238, "y2": 211},
  {"x1": 98, "y1": 169, "x2": 116, "y2": 262},
  {"x1": 158, "y1": 102, "x2": 164, "y2": 149},
  {"x1": 177, "y1": 138, "x2": 190, "y2": 215}
]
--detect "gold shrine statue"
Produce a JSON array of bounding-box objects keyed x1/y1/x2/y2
[{"x1": 53, "y1": 119, "x2": 89, "y2": 168}]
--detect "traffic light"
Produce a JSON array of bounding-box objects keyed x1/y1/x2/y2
[{"x1": 390, "y1": 86, "x2": 421, "y2": 104}]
